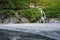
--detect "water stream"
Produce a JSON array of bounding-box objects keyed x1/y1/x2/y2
[
  {"x1": 0, "y1": 28, "x2": 58, "y2": 40},
  {"x1": 0, "y1": 23, "x2": 60, "y2": 40},
  {"x1": 39, "y1": 7, "x2": 46, "y2": 23}
]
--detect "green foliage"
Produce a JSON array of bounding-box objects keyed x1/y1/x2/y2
[
  {"x1": 0, "y1": 0, "x2": 60, "y2": 23},
  {"x1": 0, "y1": 9, "x2": 41, "y2": 22},
  {"x1": 43, "y1": 0, "x2": 60, "y2": 18},
  {"x1": 0, "y1": 10, "x2": 15, "y2": 17},
  {"x1": 0, "y1": 0, "x2": 39, "y2": 9},
  {"x1": 18, "y1": 9, "x2": 40, "y2": 22}
]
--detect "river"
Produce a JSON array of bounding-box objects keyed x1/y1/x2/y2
[{"x1": 0, "y1": 23, "x2": 60, "y2": 40}]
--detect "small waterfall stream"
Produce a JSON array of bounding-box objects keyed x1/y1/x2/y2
[{"x1": 39, "y1": 7, "x2": 46, "y2": 23}]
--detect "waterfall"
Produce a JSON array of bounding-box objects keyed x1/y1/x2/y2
[{"x1": 39, "y1": 7, "x2": 46, "y2": 23}]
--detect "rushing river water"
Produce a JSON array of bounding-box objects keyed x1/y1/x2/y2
[
  {"x1": 0, "y1": 23, "x2": 60, "y2": 40},
  {"x1": 0, "y1": 29, "x2": 58, "y2": 40}
]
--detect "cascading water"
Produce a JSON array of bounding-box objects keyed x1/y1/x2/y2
[{"x1": 39, "y1": 7, "x2": 46, "y2": 23}]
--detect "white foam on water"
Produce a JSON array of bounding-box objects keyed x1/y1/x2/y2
[
  {"x1": 0, "y1": 23, "x2": 60, "y2": 30},
  {"x1": 0, "y1": 23, "x2": 60, "y2": 40}
]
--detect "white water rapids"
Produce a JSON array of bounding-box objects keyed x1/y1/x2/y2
[{"x1": 0, "y1": 23, "x2": 60, "y2": 40}]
